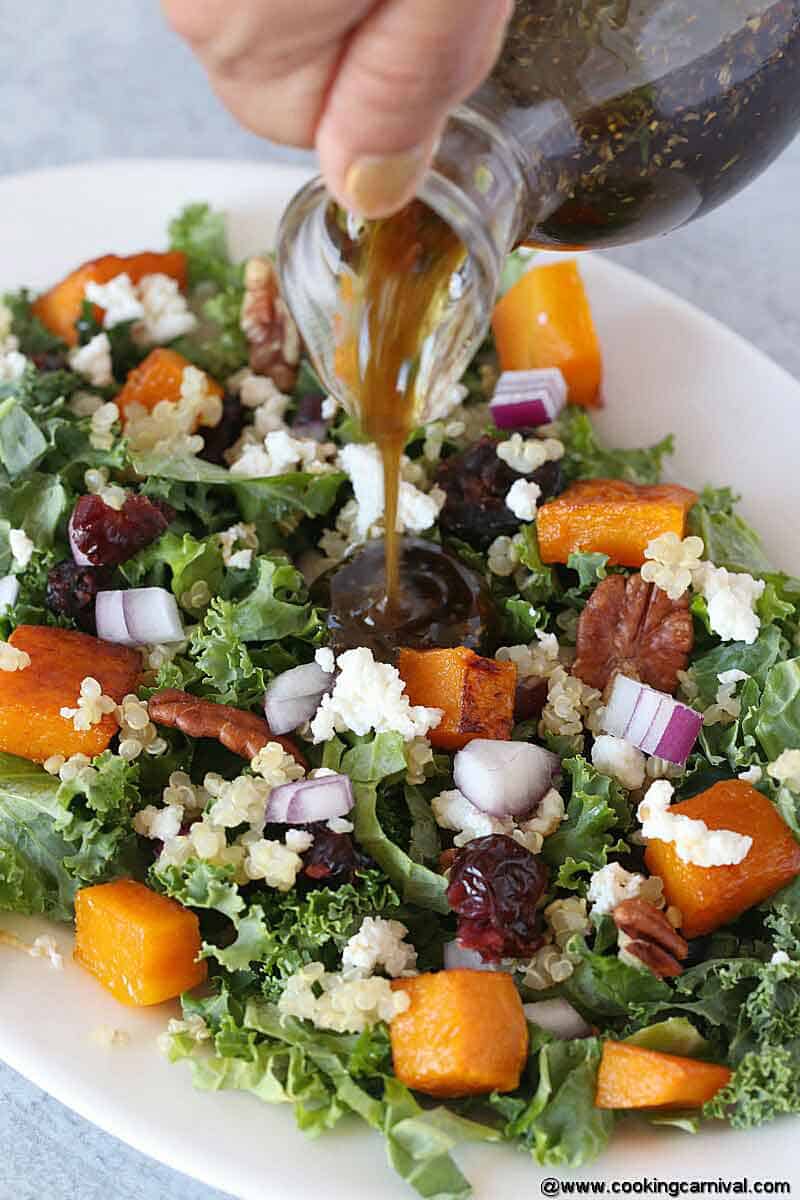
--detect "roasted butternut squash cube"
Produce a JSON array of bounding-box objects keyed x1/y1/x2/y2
[
  {"x1": 398, "y1": 646, "x2": 516, "y2": 751},
  {"x1": 74, "y1": 879, "x2": 206, "y2": 1006},
  {"x1": 31, "y1": 251, "x2": 188, "y2": 345},
  {"x1": 491, "y1": 260, "x2": 602, "y2": 408},
  {"x1": 391, "y1": 970, "x2": 528, "y2": 1098},
  {"x1": 0, "y1": 626, "x2": 141, "y2": 762},
  {"x1": 537, "y1": 478, "x2": 698, "y2": 568},
  {"x1": 644, "y1": 780, "x2": 800, "y2": 939},
  {"x1": 116, "y1": 347, "x2": 223, "y2": 421},
  {"x1": 595, "y1": 1041, "x2": 731, "y2": 1110}
]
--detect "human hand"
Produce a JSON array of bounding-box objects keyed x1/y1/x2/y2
[{"x1": 163, "y1": 0, "x2": 513, "y2": 217}]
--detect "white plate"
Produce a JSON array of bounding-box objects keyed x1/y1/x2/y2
[{"x1": 0, "y1": 159, "x2": 798, "y2": 1200}]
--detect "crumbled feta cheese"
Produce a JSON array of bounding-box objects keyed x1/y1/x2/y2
[
  {"x1": 327, "y1": 816, "x2": 354, "y2": 834},
  {"x1": 218, "y1": 521, "x2": 258, "y2": 570},
  {"x1": 0, "y1": 349, "x2": 29, "y2": 382},
  {"x1": 505, "y1": 477, "x2": 542, "y2": 521},
  {"x1": 60, "y1": 676, "x2": 117, "y2": 731},
  {"x1": 738, "y1": 764, "x2": 763, "y2": 785},
  {"x1": 315, "y1": 646, "x2": 335, "y2": 675},
  {"x1": 771, "y1": 950, "x2": 791, "y2": 965},
  {"x1": 704, "y1": 669, "x2": 749, "y2": 726},
  {"x1": 432, "y1": 788, "x2": 511, "y2": 847},
  {"x1": 591, "y1": 734, "x2": 646, "y2": 790},
  {"x1": 243, "y1": 837, "x2": 306, "y2": 890},
  {"x1": 68, "y1": 332, "x2": 113, "y2": 388},
  {"x1": 90, "y1": 1026, "x2": 130, "y2": 1049},
  {"x1": 641, "y1": 533, "x2": 705, "y2": 601},
  {"x1": 587, "y1": 862, "x2": 665, "y2": 915},
  {"x1": 405, "y1": 736, "x2": 434, "y2": 785},
  {"x1": 0, "y1": 642, "x2": 30, "y2": 672},
  {"x1": 637, "y1": 780, "x2": 752, "y2": 866},
  {"x1": 285, "y1": 829, "x2": 314, "y2": 854},
  {"x1": 311, "y1": 647, "x2": 442, "y2": 743},
  {"x1": 341, "y1": 917, "x2": 417, "y2": 979},
  {"x1": 768, "y1": 749, "x2": 800, "y2": 792},
  {"x1": 487, "y1": 534, "x2": 521, "y2": 577},
  {"x1": 693, "y1": 562, "x2": 765, "y2": 645},
  {"x1": 321, "y1": 395, "x2": 338, "y2": 420},
  {"x1": 136, "y1": 273, "x2": 197, "y2": 344},
  {"x1": 496, "y1": 433, "x2": 564, "y2": 474},
  {"x1": 85, "y1": 273, "x2": 144, "y2": 328},
  {"x1": 278, "y1": 961, "x2": 410, "y2": 1033},
  {"x1": 9, "y1": 528, "x2": 34, "y2": 570},
  {"x1": 230, "y1": 427, "x2": 335, "y2": 478},
  {"x1": 337, "y1": 442, "x2": 442, "y2": 537}
]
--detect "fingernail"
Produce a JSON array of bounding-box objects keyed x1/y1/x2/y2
[{"x1": 344, "y1": 147, "x2": 426, "y2": 218}]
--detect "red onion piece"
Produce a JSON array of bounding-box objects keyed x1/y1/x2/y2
[
  {"x1": 453, "y1": 739, "x2": 560, "y2": 819},
  {"x1": 0, "y1": 575, "x2": 20, "y2": 613},
  {"x1": 96, "y1": 587, "x2": 185, "y2": 647},
  {"x1": 265, "y1": 774, "x2": 353, "y2": 824},
  {"x1": 523, "y1": 999, "x2": 592, "y2": 1040},
  {"x1": 602, "y1": 674, "x2": 702, "y2": 765},
  {"x1": 264, "y1": 661, "x2": 335, "y2": 734},
  {"x1": 443, "y1": 940, "x2": 511, "y2": 973},
  {"x1": 68, "y1": 509, "x2": 93, "y2": 566},
  {"x1": 489, "y1": 368, "x2": 567, "y2": 429}
]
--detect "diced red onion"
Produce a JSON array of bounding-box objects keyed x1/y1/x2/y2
[
  {"x1": 523, "y1": 999, "x2": 592, "y2": 1040},
  {"x1": 489, "y1": 368, "x2": 567, "y2": 429},
  {"x1": 292, "y1": 419, "x2": 328, "y2": 443},
  {"x1": 602, "y1": 674, "x2": 702, "y2": 765},
  {"x1": 95, "y1": 587, "x2": 185, "y2": 647},
  {"x1": 443, "y1": 940, "x2": 510, "y2": 973},
  {"x1": 453, "y1": 739, "x2": 560, "y2": 819},
  {"x1": 68, "y1": 509, "x2": 93, "y2": 566},
  {"x1": 264, "y1": 661, "x2": 335, "y2": 734},
  {"x1": 0, "y1": 575, "x2": 19, "y2": 613},
  {"x1": 265, "y1": 773, "x2": 353, "y2": 824}
]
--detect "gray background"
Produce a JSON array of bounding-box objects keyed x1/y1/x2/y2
[{"x1": 0, "y1": 2, "x2": 798, "y2": 1199}]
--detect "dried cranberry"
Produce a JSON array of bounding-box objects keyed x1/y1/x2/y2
[
  {"x1": 436, "y1": 436, "x2": 563, "y2": 550},
  {"x1": 69, "y1": 493, "x2": 172, "y2": 567},
  {"x1": 298, "y1": 823, "x2": 370, "y2": 890},
  {"x1": 46, "y1": 561, "x2": 111, "y2": 632},
  {"x1": 514, "y1": 677, "x2": 549, "y2": 723},
  {"x1": 446, "y1": 834, "x2": 548, "y2": 962},
  {"x1": 198, "y1": 393, "x2": 245, "y2": 466}
]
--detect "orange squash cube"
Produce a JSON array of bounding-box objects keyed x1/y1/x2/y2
[
  {"x1": 537, "y1": 478, "x2": 698, "y2": 567},
  {"x1": 116, "y1": 347, "x2": 223, "y2": 421},
  {"x1": 0, "y1": 626, "x2": 141, "y2": 762},
  {"x1": 32, "y1": 251, "x2": 188, "y2": 346},
  {"x1": 397, "y1": 646, "x2": 516, "y2": 751},
  {"x1": 74, "y1": 879, "x2": 206, "y2": 1006},
  {"x1": 391, "y1": 970, "x2": 528, "y2": 1098},
  {"x1": 492, "y1": 260, "x2": 602, "y2": 408},
  {"x1": 644, "y1": 780, "x2": 800, "y2": 939},
  {"x1": 595, "y1": 1041, "x2": 731, "y2": 1110}
]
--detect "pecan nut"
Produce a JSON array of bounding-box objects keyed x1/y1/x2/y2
[
  {"x1": 613, "y1": 897, "x2": 688, "y2": 978},
  {"x1": 148, "y1": 688, "x2": 306, "y2": 767},
  {"x1": 241, "y1": 256, "x2": 301, "y2": 391},
  {"x1": 573, "y1": 573, "x2": 693, "y2": 695}
]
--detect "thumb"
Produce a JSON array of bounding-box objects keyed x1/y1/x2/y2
[{"x1": 315, "y1": 0, "x2": 513, "y2": 218}]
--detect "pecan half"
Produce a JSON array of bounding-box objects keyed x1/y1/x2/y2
[
  {"x1": 573, "y1": 573, "x2": 693, "y2": 695},
  {"x1": 613, "y1": 897, "x2": 688, "y2": 978},
  {"x1": 148, "y1": 688, "x2": 306, "y2": 767},
  {"x1": 240, "y1": 256, "x2": 301, "y2": 391}
]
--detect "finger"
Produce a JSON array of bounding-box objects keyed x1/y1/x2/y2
[{"x1": 315, "y1": 0, "x2": 514, "y2": 217}]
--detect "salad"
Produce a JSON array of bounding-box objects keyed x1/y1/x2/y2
[{"x1": 0, "y1": 203, "x2": 799, "y2": 1200}]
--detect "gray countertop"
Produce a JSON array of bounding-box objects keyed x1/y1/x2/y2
[{"x1": 0, "y1": 2, "x2": 799, "y2": 1199}]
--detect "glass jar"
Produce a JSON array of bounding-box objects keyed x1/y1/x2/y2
[{"x1": 278, "y1": 0, "x2": 800, "y2": 421}]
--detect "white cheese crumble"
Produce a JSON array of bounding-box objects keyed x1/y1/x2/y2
[
  {"x1": 9, "y1": 528, "x2": 34, "y2": 570},
  {"x1": 587, "y1": 862, "x2": 665, "y2": 915},
  {"x1": 738, "y1": 765, "x2": 763, "y2": 785},
  {"x1": 591, "y1": 734, "x2": 646, "y2": 790},
  {"x1": 771, "y1": 950, "x2": 791, "y2": 965},
  {"x1": 341, "y1": 917, "x2": 417, "y2": 979},
  {"x1": 0, "y1": 643, "x2": 30, "y2": 672},
  {"x1": 768, "y1": 749, "x2": 800, "y2": 792},
  {"x1": 337, "y1": 442, "x2": 443, "y2": 537},
  {"x1": 218, "y1": 521, "x2": 258, "y2": 570},
  {"x1": 278, "y1": 961, "x2": 410, "y2": 1033},
  {"x1": 85, "y1": 273, "x2": 144, "y2": 328},
  {"x1": 310, "y1": 647, "x2": 442, "y2": 743},
  {"x1": 637, "y1": 780, "x2": 752, "y2": 867},
  {"x1": 230, "y1": 428, "x2": 336, "y2": 478},
  {"x1": 432, "y1": 786, "x2": 564, "y2": 853},
  {"x1": 60, "y1": 676, "x2": 117, "y2": 731},
  {"x1": 68, "y1": 332, "x2": 114, "y2": 388},
  {"x1": 505, "y1": 477, "x2": 542, "y2": 521},
  {"x1": 641, "y1": 532, "x2": 705, "y2": 601},
  {"x1": 703, "y1": 669, "x2": 749, "y2": 726},
  {"x1": 136, "y1": 273, "x2": 197, "y2": 344},
  {"x1": 0, "y1": 349, "x2": 29, "y2": 382},
  {"x1": 315, "y1": 646, "x2": 336, "y2": 675},
  {"x1": 693, "y1": 562, "x2": 765, "y2": 645},
  {"x1": 496, "y1": 433, "x2": 564, "y2": 474}
]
